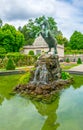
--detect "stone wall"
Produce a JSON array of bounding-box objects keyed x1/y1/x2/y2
[{"x1": 64, "y1": 54, "x2": 83, "y2": 62}]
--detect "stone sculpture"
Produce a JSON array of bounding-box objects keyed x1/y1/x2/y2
[
  {"x1": 39, "y1": 16, "x2": 57, "y2": 54},
  {"x1": 14, "y1": 17, "x2": 73, "y2": 99}
]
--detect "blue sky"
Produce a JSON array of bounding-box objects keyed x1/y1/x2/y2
[{"x1": 0, "y1": 0, "x2": 83, "y2": 39}]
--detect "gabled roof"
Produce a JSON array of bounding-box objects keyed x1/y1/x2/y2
[
  {"x1": 24, "y1": 34, "x2": 64, "y2": 50},
  {"x1": 33, "y1": 34, "x2": 48, "y2": 47}
]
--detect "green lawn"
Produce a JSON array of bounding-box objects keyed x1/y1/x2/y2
[
  {"x1": 73, "y1": 75, "x2": 83, "y2": 88},
  {"x1": 0, "y1": 74, "x2": 23, "y2": 99},
  {"x1": 60, "y1": 62, "x2": 78, "y2": 70}
]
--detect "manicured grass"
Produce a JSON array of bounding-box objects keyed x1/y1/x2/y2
[
  {"x1": 0, "y1": 74, "x2": 23, "y2": 99},
  {"x1": 72, "y1": 75, "x2": 83, "y2": 88},
  {"x1": 60, "y1": 62, "x2": 78, "y2": 70}
]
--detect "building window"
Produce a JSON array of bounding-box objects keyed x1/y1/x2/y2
[{"x1": 36, "y1": 50, "x2": 41, "y2": 55}]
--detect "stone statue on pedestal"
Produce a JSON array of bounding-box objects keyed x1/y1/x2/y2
[{"x1": 39, "y1": 16, "x2": 57, "y2": 54}]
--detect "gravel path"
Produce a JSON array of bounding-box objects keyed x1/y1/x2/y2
[{"x1": 69, "y1": 64, "x2": 83, "y2": 72}]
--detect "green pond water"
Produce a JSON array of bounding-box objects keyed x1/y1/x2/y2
[{"x1": 0, "y1": 75, "x2": 83, "y2": 130}]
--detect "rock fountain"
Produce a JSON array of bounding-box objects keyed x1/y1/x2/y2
[{"x1": 15, "y1": 17, "x2": 73, "y2": 100}]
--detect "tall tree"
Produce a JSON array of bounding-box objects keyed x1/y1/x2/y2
[
  {"x1": 0, "y1": 24, "x2": 24, "y2": 52},
  {"x1": 56, "y1": 34, "x2": 68, "y2": 46},
  {"x1": 69, "y1": 31, "x2": 83, "y2": 50},
  {"x1": 19, "y1": 16, "x2": 61, "y2": 45}
]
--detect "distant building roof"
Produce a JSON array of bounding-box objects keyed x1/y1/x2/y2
[
  {"x1": 24, "y1": 34, "x2": 64, "y2": 50},
  {"x1": 33, "y1": 34, "x2": 48, "y2": 47}
]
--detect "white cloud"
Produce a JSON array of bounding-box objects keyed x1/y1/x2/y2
[
  {"x1": 0, "y1": 0, "x2": 83, "y2": 39},
  {"x1": 73, "y1": 0, "x2": 83, "y2": 8}
]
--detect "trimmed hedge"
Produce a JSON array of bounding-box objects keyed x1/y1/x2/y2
[
  {"x1": 28, "y1": 50, "x2": 34, "y2": 55},
  {"x1": 6, "y1": 58, "x2": 15, "y2": 70},
  {"x1": 77, "y1": 58, "x2": 82, "y2": 64},
  {"x1": 65, "y1": 49, "x2": 83, "y2": 54},
  {"x1": 65, "y1": 58, "x2": 70, "y2": 63},
  {"x1": 0, "y1": 53, "x2": 37, "y2": 69}
]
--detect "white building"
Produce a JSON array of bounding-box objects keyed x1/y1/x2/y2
[{"x1": 23, "y1": 34, "x2": 64, "y2": 59}]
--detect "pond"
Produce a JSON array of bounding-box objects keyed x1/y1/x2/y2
[{"x1": 0, "y1": 75, "x2": 83, "y2": 130}]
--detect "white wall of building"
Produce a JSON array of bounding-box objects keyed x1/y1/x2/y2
[
  {"x1": 23, "y1": 34, "x2": 64, "y2": 59},
  {"x1": 23, "y1": 45, "x2": 64, "y2": 58}
]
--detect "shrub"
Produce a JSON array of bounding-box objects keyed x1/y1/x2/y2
[
  {"x1": 6, "y1": 58, "x2": 15, "y2": 70},
  {"x1": 2, "y1": 57, "x2": 8, "y2": 68},
  {"x1": 77, "y1": 58, "x2": 82, "y2": 64},
  {"x1": 19, "y1": 72, "x2": 31, "y2": 85},
  {"x1": 0, "y1": 58, "x2": 3, "y2": 69},
  {"x1": 28, "y1": 50, "x2": 34, "y2": 55},
  {"x1": 0, "y1": 54, "x2": 5, "y2": 59},
  {"x1": 61, "y1": 71, "x2": 71, "y2": 80},
  {"x1": 6, "y1": 52, "x2": 37, "y2": 66},
  {"x1": 0, "y1": 47, "x2": 6, "y2": 54},
  {"x1": 0, "y1": 52, "x2": 37, "y2": 69},
  {"x1": 64, "y1": 47, "x2": 71, "y2": 54},
  {"x1": 65, "y1": 49, "x2": 83, "y2": 55},
  {"x1": 65, "y1": 58, "x2": 70, "y2": 63}
]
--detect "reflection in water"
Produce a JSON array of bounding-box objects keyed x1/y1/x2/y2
[
  {"x1": 0, "y1": 95, "x2": 45, "y2": 130},
  {"x1": 0, "y1": 94, "x2": 60, "y2": 130},
  {"x1": 56, "y1": 86, "x2": 83, "y2": 130},
  {"x1": 33, "y1": 97, "x2": 60, "y2": 130},
  {"x1": 0, "y1": 75, "x2": 83, "y2": 130}
]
